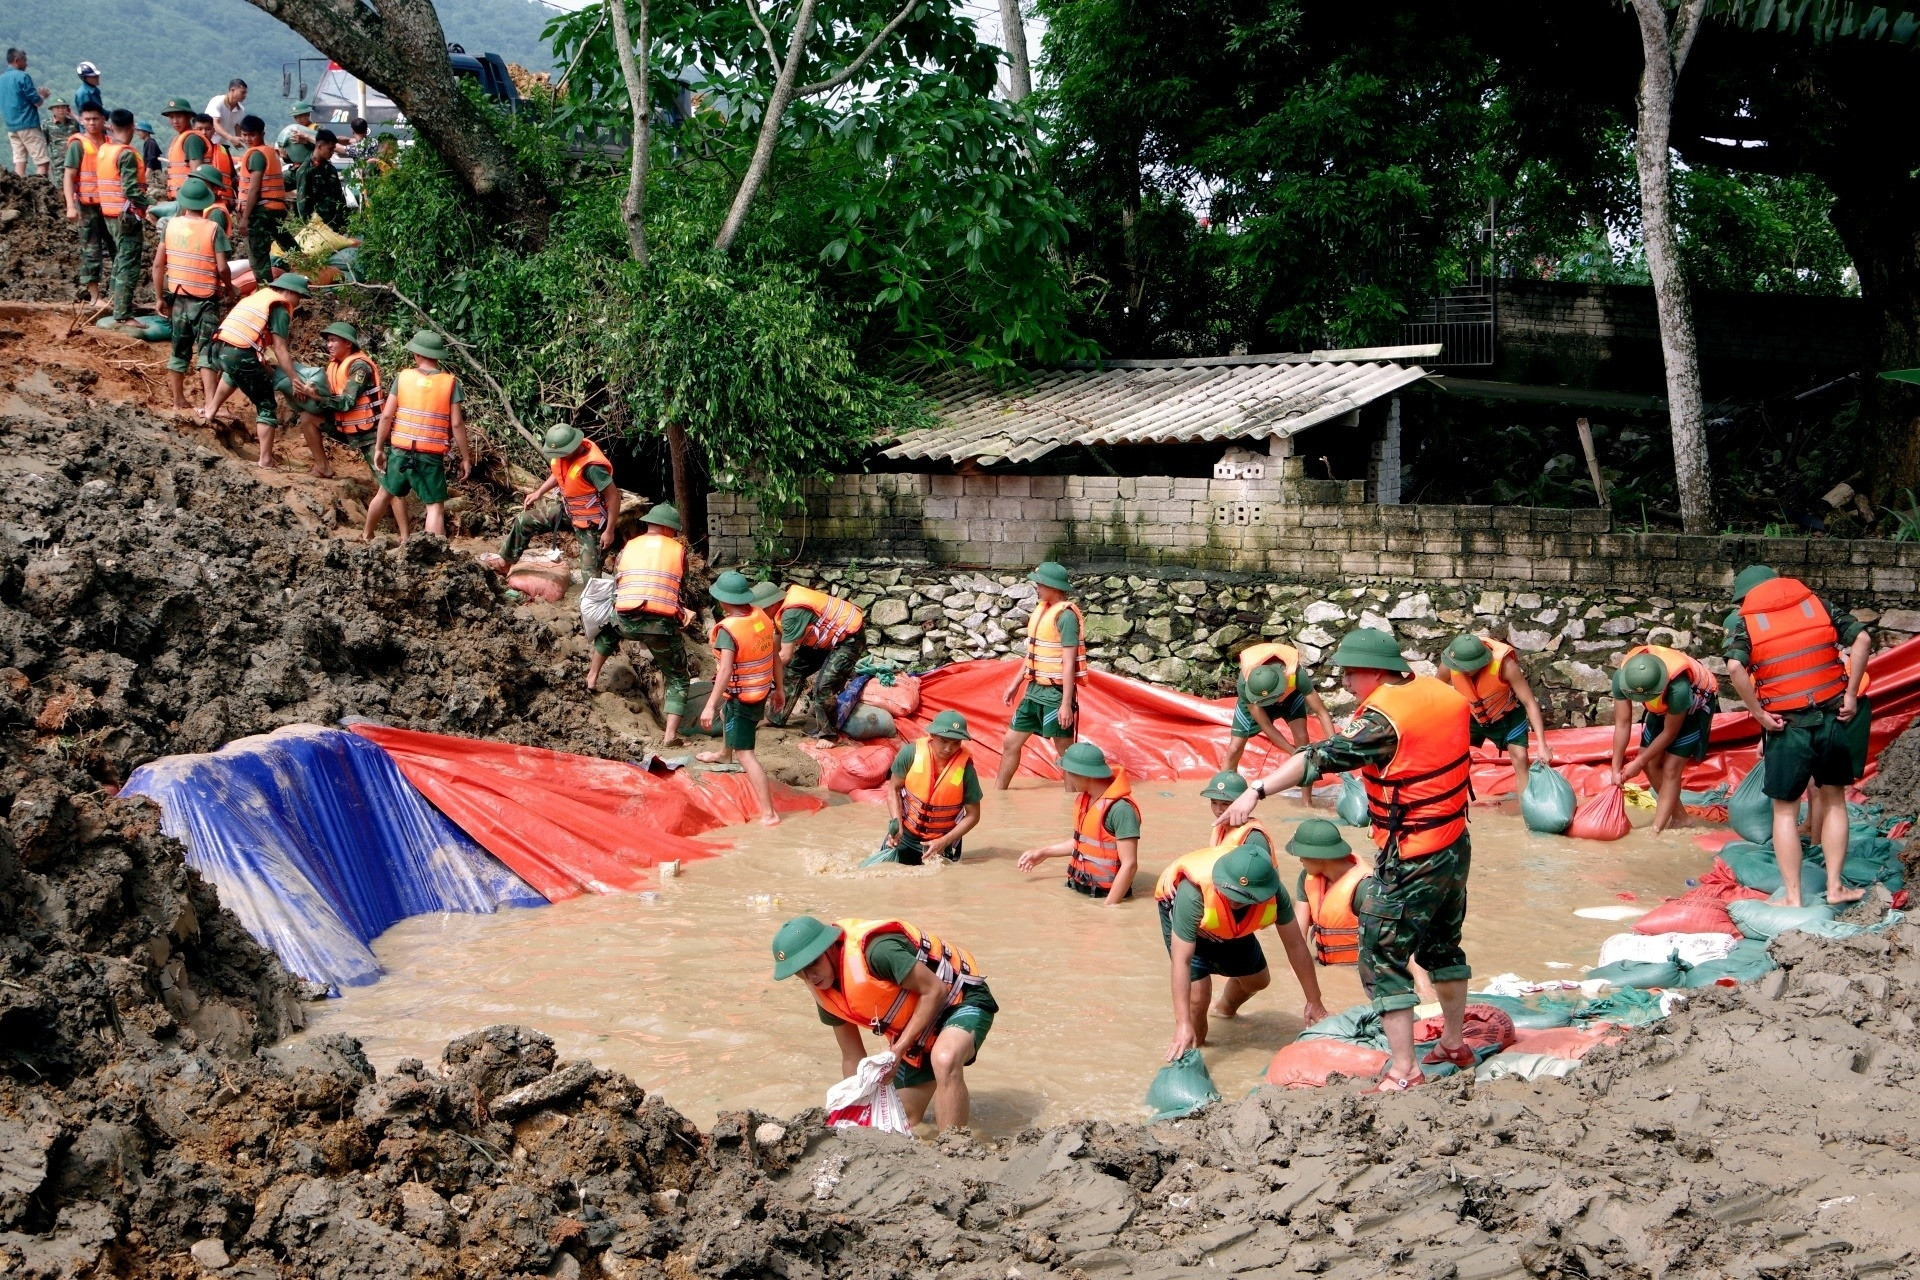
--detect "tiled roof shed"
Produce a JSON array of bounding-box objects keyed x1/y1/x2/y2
[{"x1": 881, "y1": 346, "x2": 1439, "y2": 467}]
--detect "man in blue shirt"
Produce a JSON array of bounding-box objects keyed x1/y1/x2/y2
[
  {"x1": 72, "y1": 63, "x2": 104, "y2": 118},
  {"x1": 2, "y1": 49, "x2": 52, "y2": 177}
]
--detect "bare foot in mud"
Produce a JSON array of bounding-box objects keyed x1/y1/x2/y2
[
  {"x1": 1828, "y1": 885, "x2": 1867, "y2": 905},
  {"x1": 696, "y1": 750, "x2": 725, "y2": 764},
  {"x1": 760, "y1": 813, "x2": 782, "y2": 827},
  {"x1": 1210, "y1": 999, "x2": 1238, "y2": 1019},
  {"x1": 661, "y1": 737, "x2": 686, "y2": 749}
]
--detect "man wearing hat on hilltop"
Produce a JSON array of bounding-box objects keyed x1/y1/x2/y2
[
  {"x1": 483, "y1": 425, "x2": 618, "y2": 576},
  {"x1": 1222, "y1": 641, "x2": 1336, "y2": 791},
  {"x1": 72, "y1": 62, "x2": 103, "y2": 119},
  {"x1": 160, "y1": 98, "x2": 208, "y2": 198},
  {"x1": 590, "y1": 504, "x2": 698, "y2": 743},
  {"x1": 1222, "y1": 627, "x2": 1475, "y2": 1092},
  {"x1": 1016, "y1": 741, "x2": 1139, "y2": 904},
  {"x1": 288, "y1": 321, "x2": 385, "y2": 483},
  {"x1": 699, "y1": 570, "x2": 785, "y2": 824},
  {"x1": 366, "y1": 330, "x2": 475, "y2": 541},
  {"x1": 201, "y1": 272, "x2": 318, "y2": 461},
  {"x1": 150, "y1": 177, "x2": 232, "y2": 412},
  {"x1": 995, "y1": 561, "x2": 1084, "y2": 790},
  {"x1": 1440, "y1": 632, "x2": 1553, "y2": 783},
  {"x1": 871, "y1": 711, "x2": 982, "y2": 866},
  {"x1": 772, "y1": 913, "x2": 995, "y2": 1131},
  {"x1": 1152, "y1": 770, "x2": 1328, "y2": 1057},
  {"x1": 45, "y1": 98, "x2": 77, "y2": 189},
  {"x1": 1724, "y1": 565, "x2": 1873, "y2": 907}
]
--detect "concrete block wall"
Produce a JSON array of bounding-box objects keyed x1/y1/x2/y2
[{"x1": 709, "y1": 472, "x2": 1920, "y2": 602}]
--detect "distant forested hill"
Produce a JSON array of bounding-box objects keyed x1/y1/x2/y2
[{"x1": 3, "y1": 0, "x2": 554, "y2": 138}]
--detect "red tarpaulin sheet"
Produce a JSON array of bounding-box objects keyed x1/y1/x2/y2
[
  {"x1": 857, "y1": 638, "x2": 1920, "y2": 797},
  {"x1": 351, "y1": 724, "x2": 823, "y2": 901}
]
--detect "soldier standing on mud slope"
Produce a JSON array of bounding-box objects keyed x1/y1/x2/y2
[
  {"x1": 61, "y1": 102, "x2": 108, "y2": 305},
  {"x1": 96, "y1": 109, "x2": 152, "y2": 329},
  {"x1": 589, "y1": 503, "x2": 698, "y2": 744},
  {"x1": 1222, "y1": 627, "x2": 1475, "y2": 1093},
  {"x1": 484, "y1": 425, "x2": 618, "y2": 577}
]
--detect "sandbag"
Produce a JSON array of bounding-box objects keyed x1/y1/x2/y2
[
  {"x1": 1586, "y1": 952, "x2": 1687, "y2": 989},
  {"x1": 1597, "y1": 931, "x2": 1737, "y2": 968},
  {"x1": 1631, "y1": 888, "x2": 1744, "y2": 938},
  {"x1": 860, "y1": 844, "x2": 900, "y2": 867},
  {"x1": 1476, "y1": 1051, "x2": 1583, "y2": 1082},
  {"x1": 1728, "y1": 766, "x2": 1772, "y2": 843},
  {"x1": 860, "y1": 673, "x2": 922, "y2": 719},
  {"x1": 841, "y1": 704, "x2": 898, "y2": 741},
  {"x1": 507, "y1": 571, "x2": 567, "y2": 603},
  {"x1": 1297, "y1": 1004, "x2": 1388, "y2": 1049},
  {"x1": 1680, "y1": 937, "x2": 1777, "y2": 987},
  {"x1": 834, "y1": 674, "x2": 873, "y2": 728},
  {"x1": 1575, "y1": 985, "x2": 1666, "y2": 1026},
  {"x1": 1508, "y1": 1025, "x2": 1622, "y2": 1060},
  {"x1": 1773, "y1": 908, "x2": 1906, "y2": 940},
  {"x1": 1464, "y1": 992, "x2": 1579, "y2": 1030},
  {"x1": 1725, "y1": 897, "x2": 1839, "y2": 941},
  {"x1": 1520, "y1": 763, "x2": 1576, "y2": 835},
  {"x1": 824, "y1": 1053, "x2": 910, "y2": 1133},
  {"x1": 1336, "y1": 773, "x2": 1368, "y2": 828},
  {"x1": 819, "y1": 742, "x2": 898, "y2": 794},
  {"x1": 1806, "y1": 831, "x2": 1907, "y2": 892},
  {"x1": 1720, "y1": 841, "x2": 1827, "y2": 900},
  {"x1": 1264, "y1": 1038, "x2": 1389, "y2": 1089},
  {"x1": 579, "y1": 576, "x2": 617, "y2": 640},
  {"x1": 1412, "y1": 1004, "x2": 1517, "y2": 1055},
  {"x1": 1145, "y1": 1049, "x2": 1221, "y2": 1120},
  {"x1": 1566, "y1": 786, "x2": 1632, "y2": 841}
]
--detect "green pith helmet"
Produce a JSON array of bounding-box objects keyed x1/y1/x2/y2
[
  {"x1": 1328, "y1": 627, "x2": 1410, "y2": 674},
  {"x1": 271, "y1": 273, "x2": 311, "y2": 297},
  {"x1": 540, "y1": 424, "x2": 586, "y2": 459},
  {"x1": 1618, "y1": 652, "x2": 1670, "y2": 702},
  {"x1": 1287, "y1": 818, "x2": 1352, "y2": 860},
  {"x1": 1028, "y1": 561, "x2": 1072, "y2": 592},
  {"x1": 1199, "y1": 770, "x2": 1247, "y2": 802},
  {"x1": 1214, "y1": 844, "x2": 1281, "y2": 905},
  {"x1": 174, "y1": 178, "x2": 215, "y2": 211},
  {"x1": 164, "y1": 97, "x2": 195, "y2": 116},
  {"x1": 771, "y1": 916, "x2": 843, "y2": 980},
  {"x1": 405, "y1": 329, "x2": 449, "y2": 360},
  {"x1": 1060, "y1": 741, "x2": 1113, "y2": 779},
  {"x1": 1732, "y1": 564, "x2": 1777, "y2": 603},
  {"x1": 195, "y1": 163, "x2": 229, "y2": 191},
  {"x1": 291, "y1": 101, "x2": 314, "y2": 117},
  {"x1": 1442, "y1": 634, "x2": 1494, "y2": 673},
  {"x1": 710, "y1": 569, "x2": 757, "y2": 605},
  {"x1": 641, "y1": 502, "x2": 682, "y2": 532},
  {"x1": 927, "y1": 710, "x2": 972, "y2": 740},
  {"x1": 1246, "y1": 662, "x2": 1293, "y2": 706},
  {"x1": 320, "y1": 321, "x2": 360, "y2": 346},
  {"x1": 750, "y1": 580, "x2": 785, "y2": 609}
]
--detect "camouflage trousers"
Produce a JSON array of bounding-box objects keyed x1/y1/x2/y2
[
  {"x1": 1358, "y1": 833, "x2": 1472, "y2": 1013},
  {"x1": 778, "y1": 634, "x2": 865, "y2": 730},
  {"x1": 593, "y1": 617, "x2": 692, "y2": 716}
]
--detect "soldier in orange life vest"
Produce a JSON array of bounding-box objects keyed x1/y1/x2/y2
[
  {"x1": 481, "y1": 425, "x2": 619, "y2": 577},
  {"x1": 773, "y1": 915, "x2": 996, "y2": 1131},
  {"x1": 1016, "y1": 742, "x2": 1139, "y2": 904},
  {"x1": 1440, "y1": 633, "x2": 1553, "y2": 780},
  {"x1": 161, "y1": 98, "x2": 208, "y2": 197},
  {"x1": 769, "y1": 579, "x2": 867, "y2": 737},
  {"x1": 1724, "y1": 565, "x2": 1873, "y2": 907},
  {"x1": 199, "y1": 272, "x2": 318, "y2": 462},
  {"x1": 1223, "y1": 644, "x2": 1336, "y2": 787},
  {"x1": 1284, "y1": 816, "x2": 1378, "y2": 992},
  {"x1": 234, "y1": 114, "x2": 288, "y2": 283},
  {"x1": 1608, "y1": 645, "x2": 1720, "y2": 833},
  {"x1": 366, "y1": 330, "x2": 475, "y2": 542},
  {"x1": 995, "y1": 561, "x2": 1083, "y2": 789},
  {"x1": 149, "y1": 177, "x2": 231, "y2": 411},
  {"x1": 872, "y1": 711, "x2": 982, "y2": 865},
  {"x1": 61, "y1": 102, "x2": 108, "y2": 305},
  {"x1": 590, "y1": 504, "x2": 697, "y2": 742},
  {"x1": 1222, "y1": 627, "x2": 1475, "y2": 1092},
  {"x1": 290, "y1": 322, "x2": 385, "y2": 482},
  {"x1": 699, "y1": 570, "x2": 786, "y2": 825},
  {"x1": 97, "y1": 109, "x2": 152, "y2": 328},
  {"x1": 1155, "y1": 771, "x2": 1329, "y2": 1059}
]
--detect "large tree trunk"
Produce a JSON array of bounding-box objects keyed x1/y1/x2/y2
[
  {"x1": 1630, "y1": 0, "x2": 1713, "y2": 533},
  {"x1": 999, "y1": 0, "x2": 1032, "y2": 102},
  {"x1": 1827, "y1": 181, "x2": 1920, "y2": 502},
  {"x1": 713, "y1": 0, "x2": 823, "y2": 254},
  {"x1": 608, "y1": 0, "x2": 651, "y2": 264},
  {"x1": 242, "y1": 0, "x2": 550, "y2": 240}
]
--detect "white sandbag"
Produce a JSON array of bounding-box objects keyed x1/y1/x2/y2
[
  {"x1": 1475, "y1": 1052, "x2": 1582, "y2": 1083},
  {"x1": 580, "y1": 575, "x2": 617, "y2": 640},
  {"x1": 823, "y1": 1053, "x2": 910, "y2": 1134},
  {"x1": 1596, "y1": 931, "x2": 1738, "y2": 969}
]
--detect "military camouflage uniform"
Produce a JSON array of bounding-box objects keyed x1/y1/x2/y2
[{"x1": 104, "y1": 145, "x2": 150, "y2": 320}]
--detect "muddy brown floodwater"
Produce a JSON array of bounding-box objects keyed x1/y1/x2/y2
[{"x1": 304, "y1": 778, "x2": 1698, "y2": 1130}]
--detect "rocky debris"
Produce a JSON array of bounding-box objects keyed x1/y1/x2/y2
[{"x1": 0, "y1": 169, "x2": 90, "y2": 303}]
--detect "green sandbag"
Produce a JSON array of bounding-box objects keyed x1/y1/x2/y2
[
  {"x1": 841, "y1": 704, "x2": 898, "y2": 740},
  {"x1": 1728, "y1": 767, "x2": 1772, "y2": 843},
  {"x1": 1727, "y1": 896, "x2": 1835, "y2": 940},
  {"x1": 860, "y1": 844, "x2": 900, "y2": 867},
  {"x1": 1806, "y1": 831, "x2": 1906, "y2": 892},
  {"x1": 1720, "y1": 841, "x2": 1827, "y2": 900},
  {"x1": 1297, "y1": 1004, "x2": 1388, "y2": 1049},
  {"x1": 1680, "y1": 937, "x2": 1776, "y2": 987},
  {"x1": 1336, "y1": 773, "x2": 1368, "y2": 828},
  {"x1": 1145, "y1": 1049, "x2": 1220, "y2": 1121},
  {"x1": 1587, "y1": 952, "x2": 1689, "y2": 989},
  {"x1": 1575, "y1": 985, "x2": 1665, "y2": 1026},
  {"x1": 1783, "y1": 908, "x2": 1906, "y2": 940},
  {"x1": 1520, "y1": 762, "x2": 1576, "y2": 835},
  {"x1": 1464, "y1": 992, "x2": 1579, "y2": 1030}
]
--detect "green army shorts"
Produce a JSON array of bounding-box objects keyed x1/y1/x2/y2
[
  {"x1": 381, "y1": 447, "x2": 450, "y2": 504},
  {"x1": 1469, "y1": 705, "x2": 1530, "y2": 750},
  {"x1": 1762, "y1": 701, "x2": 1861, "y2": 800},
  {"x1": 1010, "y1": 687, "x2": 1073, "y2": 741},
  {"x1": 1359, "y1": 834, "x2": 1472, "y2": 1014}
]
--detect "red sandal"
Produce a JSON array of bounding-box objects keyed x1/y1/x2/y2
[
  {"x1": 1364, "y1": 1067, "x2": 1426, "y2": 1094},
  {"x1": 1422, "y1": 1042, "x2": 1475, "y2": 1069}
]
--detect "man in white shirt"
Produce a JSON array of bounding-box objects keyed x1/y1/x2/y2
[{"x1": 204, "y1": 79, "x2": 248, "y2": 149}]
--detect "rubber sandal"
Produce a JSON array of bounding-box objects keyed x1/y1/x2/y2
[
  {"x1": 478, "y1": 553, "x2": 508, "y2": 573},
  {"x1": 1422, "y1": 1042, "x2": 1475, "y2": 1069},
  {"x1": 1363, "y1": 1068, "x2": 1426, "y2": 1094},
  {"x1": 703, "y1": 762, "x2": 744, "y2": 774}
]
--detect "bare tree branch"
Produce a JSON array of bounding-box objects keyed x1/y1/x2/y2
[
  {"x1": 745, "y1": 0, "x2": 784, "y2": 70},
  {"x1": 712, "y1": 0, "x2": 822, "y2": 252},
  {"x1": 795, "y1": 0, "x2": 920, "y2": 97}
]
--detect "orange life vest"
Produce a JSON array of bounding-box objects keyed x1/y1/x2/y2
[
  {"x1": 204, "y1": 141, "x2": 235, "y2": 191},
  {"x1": 551, "y1": 440, "x2": 614, "y2": 529},
  {"x1": 74, "y1": 134, "x2": 102, "y2": 205},
  {"x1": 1154, "y1": 822, "x2": 1280, "y2": 941},
  {"x1": 213, "y1": 287, "x2": 289, "y2": 353},
  {"x1": 1359, "y1": 676, "x2": 1473, "y2": 859},
  {"x1": 1024, "y1": 599, "x2": 1086, "y2": 686},
  {"x1": 1239, "y1": 642, "x2": 1300, "y2": 697},
  {"x1": 901, "y1": 742, "x2": 972, "y2": 841},
  {"x1": 391, "y1": 369, "x2": 456, "y2": 454},
  {"x1": 165, "y1": 131, "x2": 204, "y2": 197},
  {"x1": 162, "y1": 216, "x2": 220, "y2": 299},
  {"x1": 1068, "y1": 770, "x2": 1134, "y2": 895},
  {"x1": 1446, "y1": 636, "x2": 1521, "y2": 725},
  {"x1": 1302, "y1": 860, "x2": 1365, "y2": 966},
  {"x1": 807, "y1": 919, "x2": 985, "y2": 1067},
  {"x1": 1621, "y1": 643, "x2": 1719, "y2": 716},
  {"x1": 613, "y1": 533, "x2": 686, "y2": 616},
  {"x1": 95, "y1": 141, "x2": 145, "y2": 217},
  {"x1": 779, "y1": 584, "x2": 866, "y2": 650},
  {"x1": 712, "y1": 610, "x2": 777, "y2": 704},
  {"x1": 243, "y1": 144, "x2": 287, "y2": 211},
  {"x1": 1740, "y1": 577, "x2": 1849, "y2": 713},
  {"x1": 326, "y1": 355, "x2": 383, "y2": 434}
]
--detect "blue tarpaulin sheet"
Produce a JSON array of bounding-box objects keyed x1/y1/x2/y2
[{"x1": 124, "y1": 725, "x2": 544, "y2": 988}]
